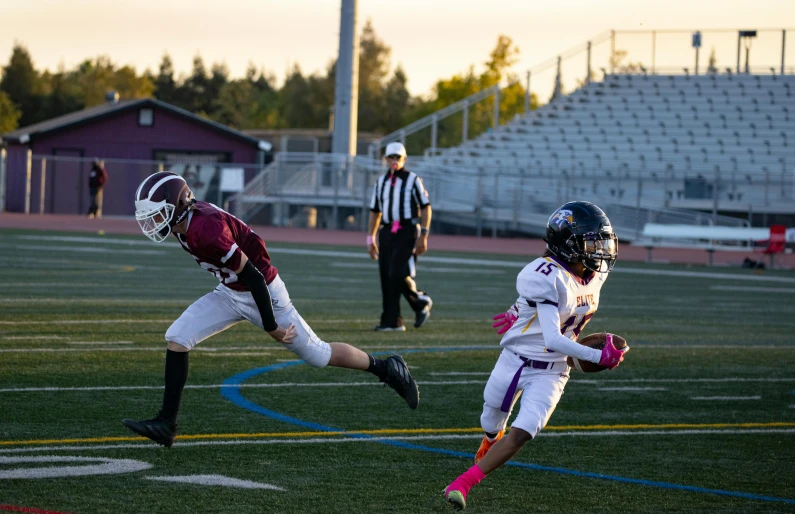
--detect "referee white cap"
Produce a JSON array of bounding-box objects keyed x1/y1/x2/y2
[{"x1": 385, "y1": 142, "x2": 407, "y2": 157}]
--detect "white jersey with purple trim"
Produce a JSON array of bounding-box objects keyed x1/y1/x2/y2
[{"x1": 499, "y1": 255, "x2": 608, "y2": 362}]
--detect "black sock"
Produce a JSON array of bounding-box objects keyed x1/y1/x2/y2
[
  {"x1": 158, "y1": 349, "x2": 189, "y2": 424},
  {"x1": 366, "y1": 354, "x2": 388, "y2": 380}
]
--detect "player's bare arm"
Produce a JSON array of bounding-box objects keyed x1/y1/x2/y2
[
  {"x1": 367, "y1": 211, "x2": 381, "y2": 260},
  {"x1": 413, "y1": 204, "x2": 432, "y2": 256},
  {"x1": 234, "y1": 253, "x2": 296, "y2": 344}
]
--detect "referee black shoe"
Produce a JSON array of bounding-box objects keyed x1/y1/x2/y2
[
  {"x1": 122, "y1": 415, "x2": 177, "y2": 448},
  {"x1": 374, "y1": 325, "x2": 406, "y2": 332},
  {"x1": 414, "y1": 296, "x2": 433, "y2": 328},
  {"x1": 382, "y1": 355, "x2": 419, "y2": 409}
]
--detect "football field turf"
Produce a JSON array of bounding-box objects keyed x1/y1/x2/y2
[{"x1": 1, "y1": 228, "x2": 794, "y2": 513}]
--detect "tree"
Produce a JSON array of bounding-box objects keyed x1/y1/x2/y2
[
  {"x1": 406, "y1": 35, "x2": 528, "y2": 151},
  {"x1": 154, "y1": 54, "x2": 177, "y2": 104},
  {"x1": 207, "y1": 62, "x2": 230, "y2": 112},
  {"x1": 0, "y1": 90, "x2": 21, "y2": 133},
  {"x1": 177, "y1": 55, "x2": 211, "y2": 115},
  {"x1": 71, "y1": 56, "x2": 153, "y2": 107},
  {"x1": 0, "y1": 43, "x2": 44, "y2": 126},
  {"x1": 213, "y1": 79, "x2": 257, "y2": 128},
  {"x1": 357, "y1": 19, "x2": 393, "y2": 132},
  {"x1": 379, "y1": 66, "x2": 411, "y2": 131},
  {"x1": 610, "y1": 50, "x2": 644, "y2": 74},
  {"x1": 278, "y1": 64, "x2": 316, "y2": 128},
  {"x1": 40, "y1": 65, "x2": 83, "y2": 120}
]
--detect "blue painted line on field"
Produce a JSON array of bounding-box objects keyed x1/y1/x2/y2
[{"x1": 221, "y1": 346, "x2": 795, "y2": 506}]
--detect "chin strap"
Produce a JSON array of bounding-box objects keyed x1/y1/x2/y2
[{"x1": 173, "y1": 199, "x2": 196, "y2": 226}]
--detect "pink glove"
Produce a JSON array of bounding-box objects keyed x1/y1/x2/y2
[
  {"x1": 492, "y1": 305, "x2": 519, "y2": 335},
  {"x1": 598, "y1": 333, "x2": 626, "y2": 370}
]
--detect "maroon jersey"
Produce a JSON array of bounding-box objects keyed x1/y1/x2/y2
[{"x1": 175, "y1": 201, "x2": 278, "y2": 291}]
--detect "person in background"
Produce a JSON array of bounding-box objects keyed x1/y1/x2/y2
[{"x1": 87, "y1": 159, "x2": 108, "y2": 219}]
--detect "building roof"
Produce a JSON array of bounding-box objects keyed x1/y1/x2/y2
[{"x1": 1, "y1": 98, "x2": 272, "y2": 151}]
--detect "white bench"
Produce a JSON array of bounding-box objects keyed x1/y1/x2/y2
[{"x1": 635, "y1": 223, "x2": 770, "y2": 265}]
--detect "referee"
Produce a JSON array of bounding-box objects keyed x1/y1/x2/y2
[{"x1": 367, "y1": 142, "x2": 433, "y2": 332}]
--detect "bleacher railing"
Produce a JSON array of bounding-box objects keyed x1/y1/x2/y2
[{"x1": 231, "y1": 152, "x2": 759, "y2": 240}]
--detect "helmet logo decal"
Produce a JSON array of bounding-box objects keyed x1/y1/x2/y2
[{"x1": 550, "y1": 209, "x2": 574, "y2": 229}]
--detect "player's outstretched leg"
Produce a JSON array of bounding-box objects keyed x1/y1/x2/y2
[{"x1": 328, "y1": 343, "x2": 419, "y2": 409}]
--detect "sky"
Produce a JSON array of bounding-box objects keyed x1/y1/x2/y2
[{"x1": 1, "y1": 0, "x2": 794, "y2": 97}]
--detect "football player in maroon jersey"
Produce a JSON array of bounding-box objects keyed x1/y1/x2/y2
[{"x1": 122, "y1": 172, "x2": 419, "y2": 447}]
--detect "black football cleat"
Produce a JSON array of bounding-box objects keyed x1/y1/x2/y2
[
  {"x1": 414, "y1": 296, "x2": 433, "y2": 328},
  {"x1": 382, "y1": 355, "x2": 419, "y2": 409},
  {"x1": 122, "y1": 416, "x2": 177, "y2": 448}
]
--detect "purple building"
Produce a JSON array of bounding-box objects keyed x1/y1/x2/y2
[{"x1": 1, "y1": 97, "x2": 271, "y2": 215}]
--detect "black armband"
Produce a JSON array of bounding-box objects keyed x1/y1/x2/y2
[{"x1": 238, "y1": 261, "x2": 278, "y2": 332}]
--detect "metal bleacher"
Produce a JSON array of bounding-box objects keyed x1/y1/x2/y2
[
  {"x1": 418, "y1": 72, "x2": 795, "y2": 226},
  {"x1": 236, "y1": 29, "x2": 795, "y2": 238}
]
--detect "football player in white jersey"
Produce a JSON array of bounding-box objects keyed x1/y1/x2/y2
[{"x1": 443, "y1": 201, "x2": 627, "y2": 511}]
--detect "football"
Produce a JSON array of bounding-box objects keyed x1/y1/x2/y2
[{"x1": 567, "y1": 332, "x2": 629, "y2": 372}]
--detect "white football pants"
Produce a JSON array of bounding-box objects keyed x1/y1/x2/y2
[
  {"x1": 480, "y1": 349, "x2": 570, "y2": 438},
  {"x1": 165, "y1": 274, "x2": 332, "y2": 368}
]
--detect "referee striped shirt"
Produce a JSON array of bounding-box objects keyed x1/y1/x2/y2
[{"x1": 369, "y1": 169, "x2": 431, "y2": 223}]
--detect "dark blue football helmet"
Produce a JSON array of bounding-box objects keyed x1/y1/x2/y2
[{"x1": 544, "y1": 201, "x2": 618, "y2": 273}]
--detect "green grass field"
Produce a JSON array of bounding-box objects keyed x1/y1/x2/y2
[{"x1": 1, "y1": 228, "x2": 794, "y2": 514}]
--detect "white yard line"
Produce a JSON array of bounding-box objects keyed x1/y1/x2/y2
[
  {"x1": 0, "y1": 380, "x2": 487, "y2": 393},
  {"x1": 201, "y1": 352, "x2": 273, "y2": 357},
  {"x1": 0, "y1": 319, "x2": 172, "y2": 325},
  {"x1": 430, "y1": 373, "x2": 795, "y2": 383},
  {"x1": 0, "y1": 343, "x2": 792, "y2": 353},
  {"x1": 710, "y1": 285, "x2": 795, "y2": 294},
  {"x1": 0, "y1": 348, "x2": 165, "y2": 353},
  {"x1": 10, "y1": 236, "x2": 795, "y2": 283},
  {"x1": 330, "y1": 262, "x2": 505, "y2": 274},
  {"x1": 0, "y1": 298, "x2": 189, "y2": 304},
  {"x1": 2, "y1": 375, "x2": 789, "y2": 393},
  {"x1": 66, "y1": 341, "x2": 134, "y2": 345},
  {"x1": 0, "y1": 335, "x2": 65, "y2": 340},
  {"x1": 597, "y1": 387, "x2": 668, "y2": 391},
  {"x1": 691, "y1": 396, "x2": 762, "y2": 401},
  {"x1": 146, "y1": 474, "x2": 285, "y2": 491},
  {"x1": 13, "y1": 235, "x2": 163, "y2": 246},
  {"x1": 10, "y1": 244, "x2": 167, "y2": 255},
  {"x1": 2, "y1": 429, "x2": 794, "y2": 454}
]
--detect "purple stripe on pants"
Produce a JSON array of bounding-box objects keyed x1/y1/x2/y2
[{"x1": 499, "y1": 355, "x2": 552, "y2": 412}]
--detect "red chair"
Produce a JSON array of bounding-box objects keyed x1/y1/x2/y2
[{"x1": 755, "y1": 225, "x2": 787, "y2": 268}]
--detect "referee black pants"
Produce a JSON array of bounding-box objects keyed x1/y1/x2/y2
[{"x1": 378, "y1": 223, "x2": 424, "y2": 328}]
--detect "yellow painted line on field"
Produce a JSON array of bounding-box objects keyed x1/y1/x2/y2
[{"x1": 2, "y1": 422, "x2": 794, "y2": 447}]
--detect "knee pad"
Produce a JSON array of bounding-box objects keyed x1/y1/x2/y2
[
  {"x1": 287, "y1": 338, "x2": 332, "y2": 368},
  {"x1": 165, "y1": 325, "x2": 194, "y2": 350},
  {"x1": 480, "y1": 404, "x2": 510, "y2": 435}
]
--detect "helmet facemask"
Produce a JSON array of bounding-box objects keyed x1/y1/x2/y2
[
  {"x1": 135, "y1": 200, "x2": 175, "y2": 243},
  {"x1": 577, "y1": 232, "x2": 618, "y2": 273}
]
